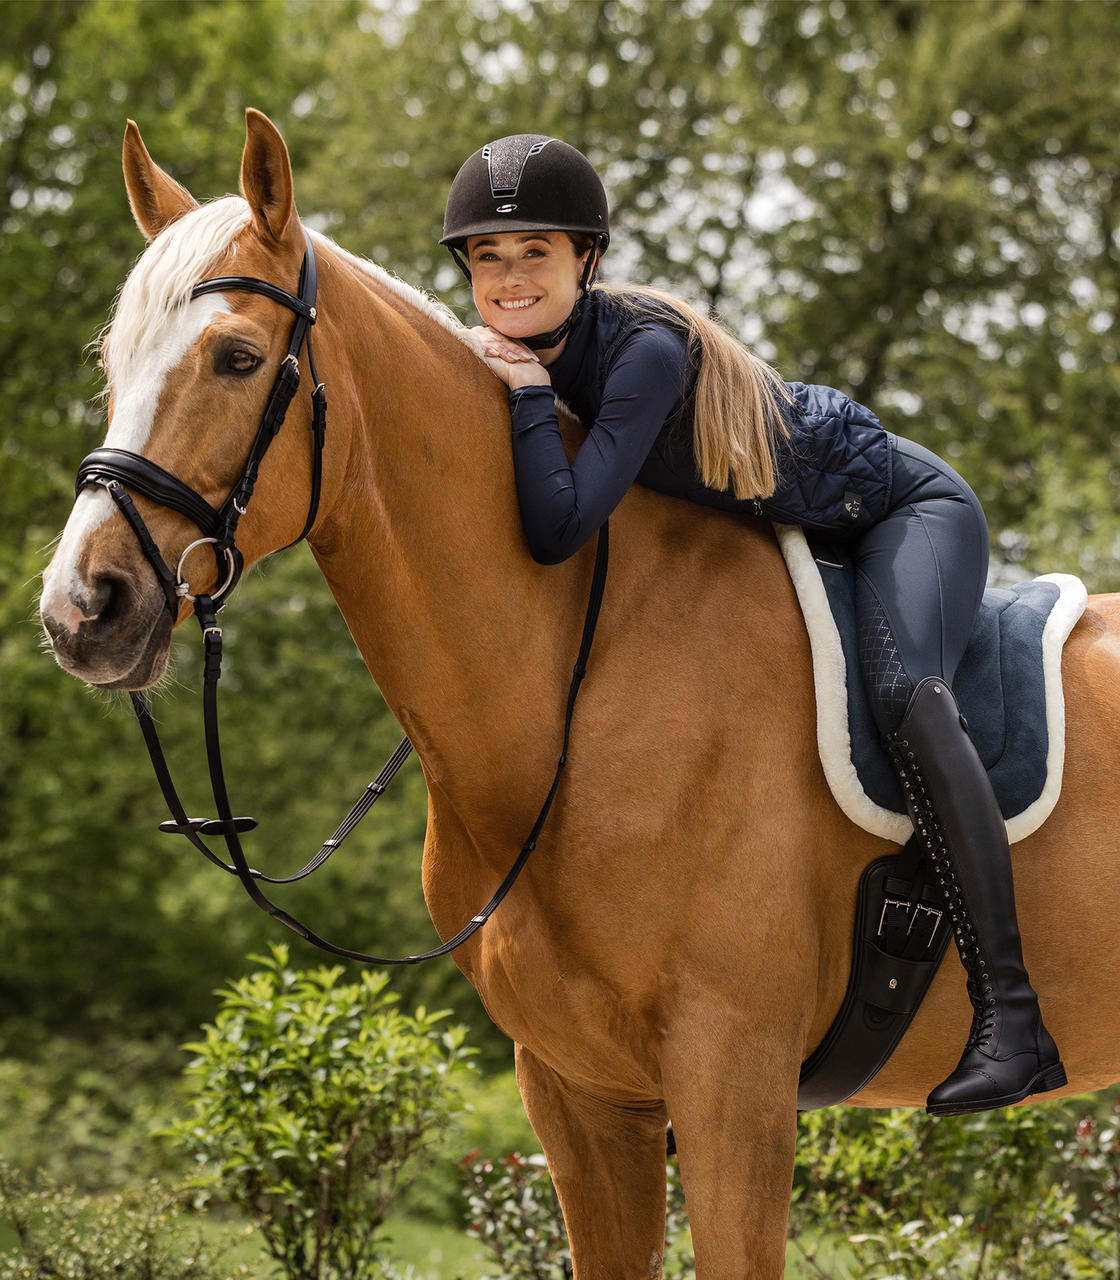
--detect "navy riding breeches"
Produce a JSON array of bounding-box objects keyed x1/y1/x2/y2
[{"x1": 853, "y1": 436, "x2": 989, "y2": 737}]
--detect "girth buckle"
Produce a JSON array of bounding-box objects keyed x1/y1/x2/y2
[
  {"x1": 877, "y1": 897, "x2": 910, "y2": 939},
  {"x1": 878, "y1": 896, "x2": 943, "y2": 953}
]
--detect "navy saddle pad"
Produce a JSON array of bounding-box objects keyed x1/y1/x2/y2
[{"x1": 775, "y1": 525, "x2": 1087, "y2": 844}]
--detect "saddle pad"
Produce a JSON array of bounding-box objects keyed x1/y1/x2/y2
[{"x1": 776, "y1": 524, "x2": 1088, "y2": 845}]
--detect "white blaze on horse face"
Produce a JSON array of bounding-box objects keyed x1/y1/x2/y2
[
  {"x1": 41, "y1": 294, "x2": 231, "y2": 632},
  {"x1": 105, "y1": 292, "x2": 231, "y2": 453}
]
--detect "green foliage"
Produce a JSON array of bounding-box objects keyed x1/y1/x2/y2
[
  {"x1": 1065, "y1": 1107, "x2": 1120, "y2": 1263},
  {"x1": 161, "y1": 946, "x2": 474, "y2": 1280},
  {"x1": 0, "y1": 1035, "x2": 190, "y2": 1193},
  {"x1": 0, "y1": 1160, "x2": 247, "y2": 1280},
  {"x1": 458, "y1": 1149, "x2": 693, "y2": 1280},
  {"x1": 789, "y1": 1098, "x2": 1120, "y2": 1278},
  {"x1": 398, "y1": 1068, "x2": 540, "y2": 1225},
  {"x1": 453, "y1": 1100, "x2": 1120, "y2": 1278},
  {"x1": 460, "y1": 1152, "x2": 571, "y2": 1280}
]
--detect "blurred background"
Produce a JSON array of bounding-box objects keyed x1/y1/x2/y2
[{"x1": 1, "y1": 0, "x2": 1118, "y2": 1254}]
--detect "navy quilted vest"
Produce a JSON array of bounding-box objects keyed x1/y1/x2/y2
[{"x1": 575, "y1": 292, "x2": 895, "y2": 534}]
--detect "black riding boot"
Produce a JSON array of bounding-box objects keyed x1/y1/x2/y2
[{"x1": 889, "y1": 676, "x2": 1066, "y2": 1116}]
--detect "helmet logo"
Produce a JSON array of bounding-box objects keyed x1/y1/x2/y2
[{"x1": 495, "y1": 203, "x2": 518, "y2": 213}]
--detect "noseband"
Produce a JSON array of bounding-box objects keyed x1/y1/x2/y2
[{"x1": 74, "y1": 229, "x2": 609, "y2": 966}]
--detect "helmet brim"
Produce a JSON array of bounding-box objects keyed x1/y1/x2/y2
[{"x1": 439, "y1": 220, "x2": 610, "y2": 249}]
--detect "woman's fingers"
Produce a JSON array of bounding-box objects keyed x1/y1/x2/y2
[{"x1": 468, "y1": 325, "x2": 540, "y2": 363}]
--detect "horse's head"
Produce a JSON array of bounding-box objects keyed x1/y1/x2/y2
[{"x1": 40, "y1": 111, "x2": 325, "y2": 690}]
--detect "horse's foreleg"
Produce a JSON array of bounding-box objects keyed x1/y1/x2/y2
[
  {"x1": 662, "y1": 1032, "x2": 800, "y2": 1279},
  {"x1": 515, "y1": 1044, "x2": 670, "y2": 1280}
]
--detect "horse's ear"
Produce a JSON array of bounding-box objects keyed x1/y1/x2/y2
[
  {"x1": 122, "y1": 120, "x2": 199, "y2": 241},
  {"x1": 240, "y1": 109, "x2": 299, "y2": 248}
]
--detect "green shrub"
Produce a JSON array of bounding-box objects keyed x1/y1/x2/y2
[
  {"x1": 456, "y1": 1100, "x2": 1120, "y2": 1280},
  {"x1": 0, "y1": 1160, "x2": 246, "y2": 1280},
  {"x1": 461, "y1": 1152, "x2": 570, "y2": 1280},
  {"x1": 459, "y1": 1150, "x2": 693, "y2": 1280},
  {"x1": 161, "y1": 945, "x2": 473, "y2": 1280},
  {"x1": 1064, "y1": 1104, "x2": 1120, "y2": 1251},
  {"x1": 0, "y1": 1034, "x2": 190, "y2": 1192},
  {"x1": 398, "y1": 1068, "x2": 540, "y2": 1226},
  {"x1": 789, "y1": 1098, "x2": 1120, "y2": 1278}
]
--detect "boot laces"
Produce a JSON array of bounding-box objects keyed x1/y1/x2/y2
[
  {"x1": 965, "y1": 958, "x2": 997, "y2": 1050},
  {"x1": 888, "y1": 734, "x2": 1002, "y2": 1055}
]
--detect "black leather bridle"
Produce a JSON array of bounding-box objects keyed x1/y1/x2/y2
[
  {"x1": 80, "y1": 229, "x2": 327, "y2": 618},
  {"x1": 74, "y1": 230, "x2": 608, "y2": 965}
]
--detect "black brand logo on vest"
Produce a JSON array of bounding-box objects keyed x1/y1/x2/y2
[{"x1": 495, "y1": 203, "x2": 518, "y2": 213}]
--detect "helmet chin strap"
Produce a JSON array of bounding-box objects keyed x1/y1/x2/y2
[
  {"x1": 447, "y1": 244, "x2": 599, "y2": 352},
  {"x1": 520, "y1": 301, "x2": 582, "y2": 351}
]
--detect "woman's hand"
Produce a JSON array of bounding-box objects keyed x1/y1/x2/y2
[{"x1": 465, "y1": 325, "x2": 552, "y2": 389}]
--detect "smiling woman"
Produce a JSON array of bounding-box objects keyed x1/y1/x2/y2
[
  {"x1": 436, "y1": 127, "x2": 1073, "y2": 1132},
  {"x1": 466, "y1": 231, "x2": 593, "y2": 374},
  {"x1": 440, "y1": 133, "x2": 609, "y2": 359}
]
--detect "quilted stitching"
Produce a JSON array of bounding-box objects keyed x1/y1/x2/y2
[
  {"x1": 762, "y1": 383, "x2": 894, "y2": 532},
  {"x1": 856, "y1": 574, "x2": 914, "y2": 731}
]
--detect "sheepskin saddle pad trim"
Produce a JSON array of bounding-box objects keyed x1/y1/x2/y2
[{"x1": 776, "y1": 524, "x2": 1087, "y2": 845}]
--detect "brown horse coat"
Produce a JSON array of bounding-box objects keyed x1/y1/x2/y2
[{"x1": 40, "y1": 112, "x2": 1120, "y2": 1279}]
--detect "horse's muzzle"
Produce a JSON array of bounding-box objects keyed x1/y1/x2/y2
[{"x1": 40, "y1": 564, "x2": 174, "y2": 690}]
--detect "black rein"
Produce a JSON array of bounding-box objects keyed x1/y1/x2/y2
[{"x1": 74, "y1": 230, "x2": 609, "y2": 965}]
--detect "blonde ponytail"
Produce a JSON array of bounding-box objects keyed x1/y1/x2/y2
[{"x1": 599, "y1": 285, "x2": 792, "y2": 500}]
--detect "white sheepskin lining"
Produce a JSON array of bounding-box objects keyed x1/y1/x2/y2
[{"x1": 775, "y1": 524, "x2": 1087, "y2": 846}]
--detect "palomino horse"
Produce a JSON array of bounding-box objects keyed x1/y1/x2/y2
[{"x1": 40, "y1": 112, "x2": 1120, "y2": 1278}]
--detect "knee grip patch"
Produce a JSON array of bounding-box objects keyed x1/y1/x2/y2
[{"x1": 856, "y1": 573, "x2": 915, "y2": 733}]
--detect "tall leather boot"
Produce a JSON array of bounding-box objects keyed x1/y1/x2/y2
[{"x1": 888, "y1": 676, "x2": 1067, "y2": 1116}]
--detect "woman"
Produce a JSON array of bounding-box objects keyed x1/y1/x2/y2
[{"x1": 440, "y1": 133, "x2": 1066, "y2": 1116}]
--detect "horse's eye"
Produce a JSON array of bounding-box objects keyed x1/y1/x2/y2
[{"x1": 225, "y1": 348, "x2": 262, "y2": 375}]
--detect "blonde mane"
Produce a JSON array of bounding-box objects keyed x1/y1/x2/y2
[
  {"x1": 310, "y1": 231, "x2": 472, "y2": 347},
  {"x1": 102, "y1": 197, "x2": 476, "y2": 393},
  {"x1": 102, "y1": 197, "x2": 252, "y2": 388}
]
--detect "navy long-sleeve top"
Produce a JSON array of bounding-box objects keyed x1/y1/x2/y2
[{"x1": 507, "y1": 290, "x2": 894, "y2": 564}]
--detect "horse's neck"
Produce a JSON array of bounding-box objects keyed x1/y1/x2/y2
[
  {"x1": 308, "y1": 249, "x2": 577, "y2": 831},
  {"x1": 304, "y1": 246, "x2": 803, "y2": 856}
]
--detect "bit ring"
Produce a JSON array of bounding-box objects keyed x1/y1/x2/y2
[{"x1": 175, "y1": 537, "x2": 237, "y2": 603}]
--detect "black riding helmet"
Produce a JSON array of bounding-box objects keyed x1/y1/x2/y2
[{"x1": 441, "y1": 134, "x2": 610, "y2": 349}]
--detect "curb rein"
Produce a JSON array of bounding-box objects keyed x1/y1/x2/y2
[{"x1": 75, "y1": 231, "x2": 609, "y2": 965}]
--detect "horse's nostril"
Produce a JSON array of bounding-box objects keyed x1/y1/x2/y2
[
  {"x1": 79, "y1": 578, "x2": 111, "y2": 621},
  {"x1": 84, "y1": 573, "x2": 134, "y2": 627},
  {"x1": 50, "y1": 573, "x2": 133, "y2": 636}
]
